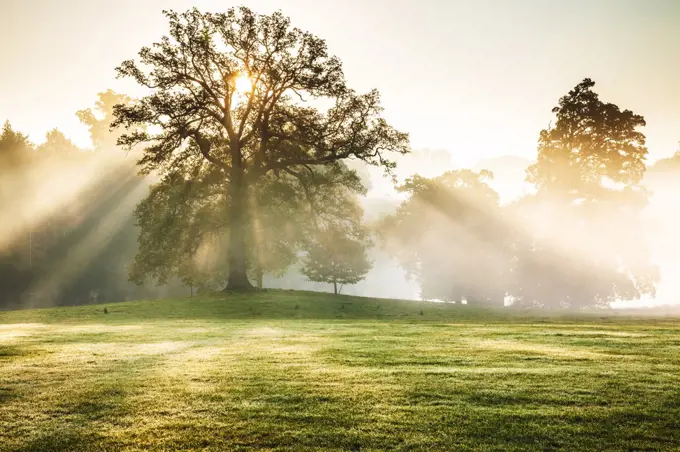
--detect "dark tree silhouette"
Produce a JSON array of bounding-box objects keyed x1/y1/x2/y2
[
  {"x1": 112, "y1": 7, "x2": 408, "y2": 290},
  {"x1": 528, "y1": 78, "x2": 648, "y2": 196}
]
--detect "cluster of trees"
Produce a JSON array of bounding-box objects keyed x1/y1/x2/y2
[
  {"x1": 1, "y1": 7, "x2": 674, "y2": 309},
  {"x1": 382, "y1": 79, "x2": 659, "y2": 308},
  {"x1": 0, "y1": 92, "x2": 189, "y2": 308}
]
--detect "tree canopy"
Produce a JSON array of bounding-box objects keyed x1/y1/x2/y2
[
  {"x1": 527, "y1": 79, "x2": 647, "y2": 197},
  {"x1": 78, "y1": 90, "x2": 134, "y2": 153},
  {"x1": 379, "y1": 78, "x2": 659, "y2": 309}
]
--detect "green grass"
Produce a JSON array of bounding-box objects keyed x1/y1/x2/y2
[{"x1": 1, "y1": 290, "x2": 680, "y2": 451}]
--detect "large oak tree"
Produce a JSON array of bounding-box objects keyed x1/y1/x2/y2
[{"x1": 113, "y1": 7, "x2": 409, "y2": 290}]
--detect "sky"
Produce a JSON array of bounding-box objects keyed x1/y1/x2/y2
[{"x1": 1, "y1": 0, "x2": 679, "y2": 169}]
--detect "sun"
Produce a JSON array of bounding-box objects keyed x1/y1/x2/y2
[{"x1": 234, "y1": 74, "x2": 253, "y2": 94}]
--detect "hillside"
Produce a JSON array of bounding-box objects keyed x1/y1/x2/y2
[
  {"x1": 1, "y1": 291, "x2": 680, "y2": 450},
  {"x1": 0, "y1": 290, "x2": 516, "y2": 324}
]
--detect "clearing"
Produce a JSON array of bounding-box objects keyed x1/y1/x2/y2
[{"x1": 1, "y1": 291, "x2": 679, "y2": 451}]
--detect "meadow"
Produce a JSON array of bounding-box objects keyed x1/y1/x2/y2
[{"x1": 1, "y1": 291, "x2": 679, "y2": 451}]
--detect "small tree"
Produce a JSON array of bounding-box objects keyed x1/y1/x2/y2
[{"x1": 301, "y1": 228, "x2": 372, "y2": 295}]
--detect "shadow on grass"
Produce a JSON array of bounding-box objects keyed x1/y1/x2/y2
[
  {"x1": 0, "y1": 344, "x2": 33, "y2": 358},
  {"x1": 0, "y1": 385, "x2": 16, "y2": 404},
  {"x1": 16, "y1": 428, "x2": 109, "y2": 452}
]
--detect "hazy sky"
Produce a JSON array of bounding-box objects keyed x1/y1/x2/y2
[{"x1": 1, "y1": 0, "x2": 679, "y2": 167}]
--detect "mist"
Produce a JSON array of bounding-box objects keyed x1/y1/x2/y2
[
  {"x1": 1, "y1": 5, "x2": 679, "y2": 312},
  {"x1": 3, "y1": 124, "x2": 678, "y2": 311}
]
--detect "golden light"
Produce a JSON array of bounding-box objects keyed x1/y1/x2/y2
[{"x1": 234, "y1": 74, "x2": 253, "y2": 94}]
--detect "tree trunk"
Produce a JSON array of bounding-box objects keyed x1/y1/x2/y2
[
  {"x1": 255, "y1": 265, "x2": 263, "y2": 289},
  {"x1": 251, "y1": 185, "x2": 264, "y2": 290},
  {"x1": 333, "y1": 280, "x2": 338, "y2": 295},
  {"x1": 225, "y1": 148, "x2": 254, "y2": 291}
]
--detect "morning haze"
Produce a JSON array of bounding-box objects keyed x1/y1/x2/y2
[
  {"x1": 1, "y1": 0, "x2": 679, "y2": 164},
  {"x1": 1, "y1": 1, "x2": 680, "y2": 450}
]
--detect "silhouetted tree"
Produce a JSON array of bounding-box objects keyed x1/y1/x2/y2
[
  {"x1": 0, "y1": 121, "x2": 33, "y2": 170},
  {"x1": 513, "y1": 78, "x2": 658, "y2": 308},
  {"x1": 301, "y1": 227, "x2": 372, "y2": 294},
  {"x1": 26, "y1": 92, "x2": 179, "y2": 306},
  {"x1": 0, "y1": 122, "x2": 34, "y2": 231},
  {"x1": 37, "y1": 129, "x2": 80, "y2": 160},
  {"x1": 0, "y1": 123, "x2": 33, "y2": 306},
  {"x1": 527, "y1": 78, "x2": 647, "y2": 197},
  {"x1": 112, "y1": 7, "x2": 409, "y2": 290}
]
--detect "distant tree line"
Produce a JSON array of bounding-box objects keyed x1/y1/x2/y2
[{"x1": 0, "y1": 92, "x2": 188, "y2": 309}]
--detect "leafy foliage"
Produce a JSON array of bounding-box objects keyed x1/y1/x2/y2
[
  {"x1": 301, "y1": 227, "x2": 372, "y2": 294},
  {"x1": 112, "y1": 6, "x2": 409, "y2": 289},
  {"x1": 37, "y1": 129, "x2": 81, "y2": 161},
  {"x1": 0, "y1": 121, "x2": 33, "y2": 169},
  {"x1": 0, "y1": 95, "x2": 191, "y2": 308},
  {"x1": 129, "y1": 156, "x2": 368, "y2": 291},
  {"x1": 527, "y1": 78, "x2": 648, "y2": 196},
  {"x1": 77, "y1": 90, "x2": 134, "y2": 153}
]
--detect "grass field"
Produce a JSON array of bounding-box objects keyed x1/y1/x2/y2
[{"x1": 1, "y1": 290, "x2": 680, "y2": 451}]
